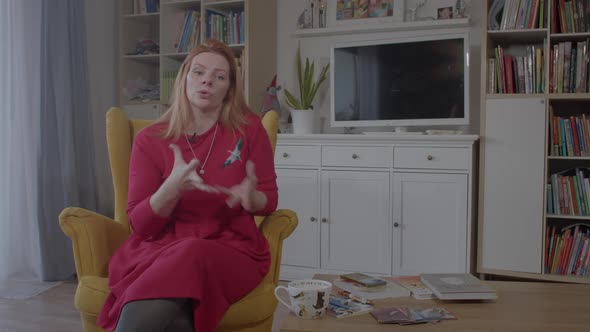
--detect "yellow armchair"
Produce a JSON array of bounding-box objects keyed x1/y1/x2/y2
[{"x1": 59, "y1": 108, "x2": 297, "y2": 332}]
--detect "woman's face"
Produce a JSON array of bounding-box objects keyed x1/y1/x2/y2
[{"x1": 186, "y1": 52, "x2": 231, "y2": 113}]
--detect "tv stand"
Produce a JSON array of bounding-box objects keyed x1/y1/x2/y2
[{"x1": 274, "y1": 133, "x2": 479, "y2": 280}]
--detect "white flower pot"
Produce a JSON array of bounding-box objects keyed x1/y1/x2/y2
[{"x1": 290, "y1": 109, "x2": 315, "y2": 134}]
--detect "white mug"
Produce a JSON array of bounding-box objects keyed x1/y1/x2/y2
[{"x1": 274, "y1": 279, "x2": 332, "y2": 319}]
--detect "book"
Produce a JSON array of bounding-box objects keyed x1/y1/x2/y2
[
  {"x1": 420, "y1": 273, "x2": 497, "y2": 300},
  {"x1": 371, "y1": 306, "x2": 457, "y2": 325},
  {"x1": 340, "y1": 272, "x2": 387, "y2": 287},
  {"x1": 332, "y1": 278, "x2": 411, "y2": 301},
  {"x1": 384, "y1": 276, "x2": 435, "y2": 300},
  {"x1": 326, "y1": 295, "x2": 374, "y2": 318}
]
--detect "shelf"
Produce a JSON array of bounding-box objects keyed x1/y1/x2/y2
[
  {"x1": 546, "y1": 214, "x2": 590, "y2": 220},
  {"x1": 548, "y1": 156, "x2": 590, "y2": 160},
  {"x1": 161, "y1": 44, "x2": 243, "y2": 60},
  {"x1": 162, "y1": 0, "x2": 202, "y2": 9},
  {"x1": 203, "y1": 0, "x2": 243, "y2": 10},
  {"x1": 292, "y1": 18, "x2": 470, "y2": 38},
  {"x1": 548, "y1": 93, "x2": 590, "y2": 100},
  {"x1": 123, "y1": 12, "x2": 160, "y2": 21},
  {"x1": 122, "y1": 54, "x2": 160, "y2": 64},
  {"x1": 122, "y1": 100, "x2": 162, "y2": 106},
  {"x1": 486, "y1": 93, "x2": 547, "y2": 99},
  {"x1": 550, "y1": 32, "x2": 590, "y2": 42},
  {"x1": 162, "y1": 52, "x2": 189, "y2": 60},
  {"x1": 487, "y1": 29, "x2": 548, "y2": 43}
]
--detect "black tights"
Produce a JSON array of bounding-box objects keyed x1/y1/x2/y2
[{"x1": 115, "y1": 298, "x2": 194, "y2": 332}]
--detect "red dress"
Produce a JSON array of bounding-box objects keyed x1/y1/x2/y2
[{"x1": 97, "y1": 114, "x2": 277, "y2": 332}]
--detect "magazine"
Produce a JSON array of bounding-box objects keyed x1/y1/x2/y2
[
  {"x1": 326, "y1": 295, "x2": 374, "y2": 318},
  {"x1": 384, "y1": 276, "x2": 435, "y2": 300}
]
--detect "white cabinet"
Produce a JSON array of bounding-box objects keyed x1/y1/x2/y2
[
  {"x1": 276, "y1": 169, "x2": 319, "y2": 269},
  {"x1": 276, "y1": 134, "x2": 478, "y2": 280},
  {"x1": 320, "y1": 171, "x2": 391, "y2": 274},
  {"x1": 480, "y1": 98, "x2": 546, "y2": 274},
  {"x1": 393, "y1": 172, "x2": 468, "y2": 276}
]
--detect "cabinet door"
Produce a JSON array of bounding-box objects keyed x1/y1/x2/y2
[
  {"x1": 276, "y1": 168, "x2": 320, "y2": 268},
  {"x1": 320, "y1": 171, "x2": 391, "y2": 274},
  {"x1": 481, "y1": 98, "x2": 545, "y2": 273},
  {"x1": 392, "y1": 172, "x2": 469, "y2": 275}
]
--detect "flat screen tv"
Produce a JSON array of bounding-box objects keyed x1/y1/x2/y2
[{"x1": 330, "y1": 33, "x2": 469, "y2": 128}]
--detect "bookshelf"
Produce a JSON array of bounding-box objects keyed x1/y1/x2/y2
[
  {"x1": 479, "y1": 0, "x2": 590, "y2": 284},
  {"x1": 118, "y1": 0, "x2": 277, "y2": 118}
]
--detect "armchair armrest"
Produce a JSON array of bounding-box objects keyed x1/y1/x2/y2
[
  {"x1": 59, "y1": 207, "x2": 130, "y2": 278},
  {"x1": 259, "y1": 209, "x2": 298, "y2": 284}
]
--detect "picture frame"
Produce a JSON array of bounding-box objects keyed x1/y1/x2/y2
[
  {"x1": 437, "y1": 6, "x2": 453, "y2": 20},
  {"x1": 329, "y1": 0, "x2": 404, "y2": 27}
]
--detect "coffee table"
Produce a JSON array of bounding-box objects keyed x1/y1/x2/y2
[{"x1": 278, "y1": 274, "x2": 590, "y2": 332}]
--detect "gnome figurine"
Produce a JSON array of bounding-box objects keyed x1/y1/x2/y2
[{"x1": 260, "y1": 74, "x2": 282, "y2": 115}]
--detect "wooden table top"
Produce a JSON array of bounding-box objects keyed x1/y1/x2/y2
[{"x1": 278, "y1": 274, "x2": 590, "y2": 332}]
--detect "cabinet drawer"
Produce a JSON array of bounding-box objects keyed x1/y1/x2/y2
[
  {"x1": 275, "y1": 145, "x2": 320, "y2": 166},
  {"x1": 322, "y1": 146, "x2": 393, "y2": 167},
  {"x1": 394, "y1": 147, "x2": 470, "y2": 170}
]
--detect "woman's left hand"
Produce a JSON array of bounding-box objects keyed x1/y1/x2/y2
[{"x1": 218, "y1": 160, "x2": 261, "y2": 212}]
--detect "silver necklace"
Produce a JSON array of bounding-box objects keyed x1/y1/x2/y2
[{"x1": 184, "y1": 122, "x2": 218, "y2": 175}]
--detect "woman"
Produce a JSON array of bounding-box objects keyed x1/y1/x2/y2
[{"x1": 97, "y1": 40, "x2": 278, "y2": 332}]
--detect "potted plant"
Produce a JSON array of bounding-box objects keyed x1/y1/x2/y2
[{"x1": 283, "y1": 46, "x2": 330, "y2": 134}]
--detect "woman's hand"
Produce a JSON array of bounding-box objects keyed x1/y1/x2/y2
[
  {"x1": 167, "y1": 144, "x2": 218, "y2": 194},
  {"x1": 218, "y1": 160, "x2": 267, "y2": 212}
]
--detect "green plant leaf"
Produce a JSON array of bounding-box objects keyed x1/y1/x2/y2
[
  {"x1": 284, "y1": 88, "x2": 301, "y2": 109},
  {"x1": 296, "y1": 47, "x2": 303, "y2": 107},
  {"x1": 283, "y1": 45, "x2": 330, "y2": 111}
]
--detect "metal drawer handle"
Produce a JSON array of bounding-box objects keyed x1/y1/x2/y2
[
  {"x1": 282, "y1": 152, "x2": 289, "y2": 158},
  {"x1": 394, "y1": 222, "x2": 400, "y2": 227},
  {"x1": 427, "y1": 155, "x2": 433, "y2": 161},
  {"x1": 321, "y1": 218, "x2": 328, "y2": 223},
  {"x1": 310, "y1": 217, "x2": 317, "y2": 222},
  {"x1": 352, "y1": 153, "x2": 359, "y2": 159}
]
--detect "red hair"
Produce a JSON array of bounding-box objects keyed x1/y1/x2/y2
[{"x1": 157, "y1": 39, "x2": 253, "y2": 139}]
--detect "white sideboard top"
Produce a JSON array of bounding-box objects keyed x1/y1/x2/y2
[{"x1": 278, "y1": 133, "x2": 480, "y2": 145}]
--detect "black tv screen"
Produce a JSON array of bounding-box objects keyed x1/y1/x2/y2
[{"x1": 332, "y1": 35, "x2": 468, "y2": 127}]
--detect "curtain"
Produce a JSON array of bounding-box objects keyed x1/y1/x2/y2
[
  {"x1": 38, "y1": 0, "x2": 97, "y2": 281},
  {"x1": 0, "y1": 0, "x2": 48, "y2": 299},
  {"x1": 0, "y1": 0, "x2": 97, "y2": 298}
]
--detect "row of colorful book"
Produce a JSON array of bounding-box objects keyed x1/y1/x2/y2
[
  {"x1": 545, "y1": 223, "x2": 590, "y2": 275},
  {"x1": 550, "y1": 113, "x2": 590, "y2": 157},
  {"x1": 172, "y1": 10, "x2": 201, "y2": 53},
  {"x1": 547, "y1": 168, "x2": 590, "y2": 215},
  {"x1": 132, "y1": 0, "x2": 160, "y2": 15},
  {"x1": 549, "y1": 40, "x2": 590, "y2": 94},
  {"x1": 488, "y1": 44, "x2": 544, "y2": 94},
  {"x1": 205, "y1": 9, "x2": 245, "y2": 46},
  {"x1": 492, "y1": 0, "x2": 545, "y2": 31},
  {"x1": 552, "y1": 0, "x2": 590, "y2": 33}
]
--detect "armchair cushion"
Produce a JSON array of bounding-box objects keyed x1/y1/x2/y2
[{"x1": 75, "y1": 276, "x2": 109, "y2": 316}]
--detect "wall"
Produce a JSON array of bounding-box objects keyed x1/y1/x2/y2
[
  {"x1": 276, "y1": 0, "x2": 483, "y2": 134},
  {"x1": 85, "y1": 0, "x2": 118, "y2": 216}
]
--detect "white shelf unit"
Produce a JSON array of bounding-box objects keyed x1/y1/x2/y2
[
  {"x1": 292, "y1": 17, "x2": 470, "y2": 38},
  {"x1": 479, "y1": 0, "x2": 590, "y2": 284},
  {"x1": 118, "y1": 0, "x2": 277, "y2": 119}
]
